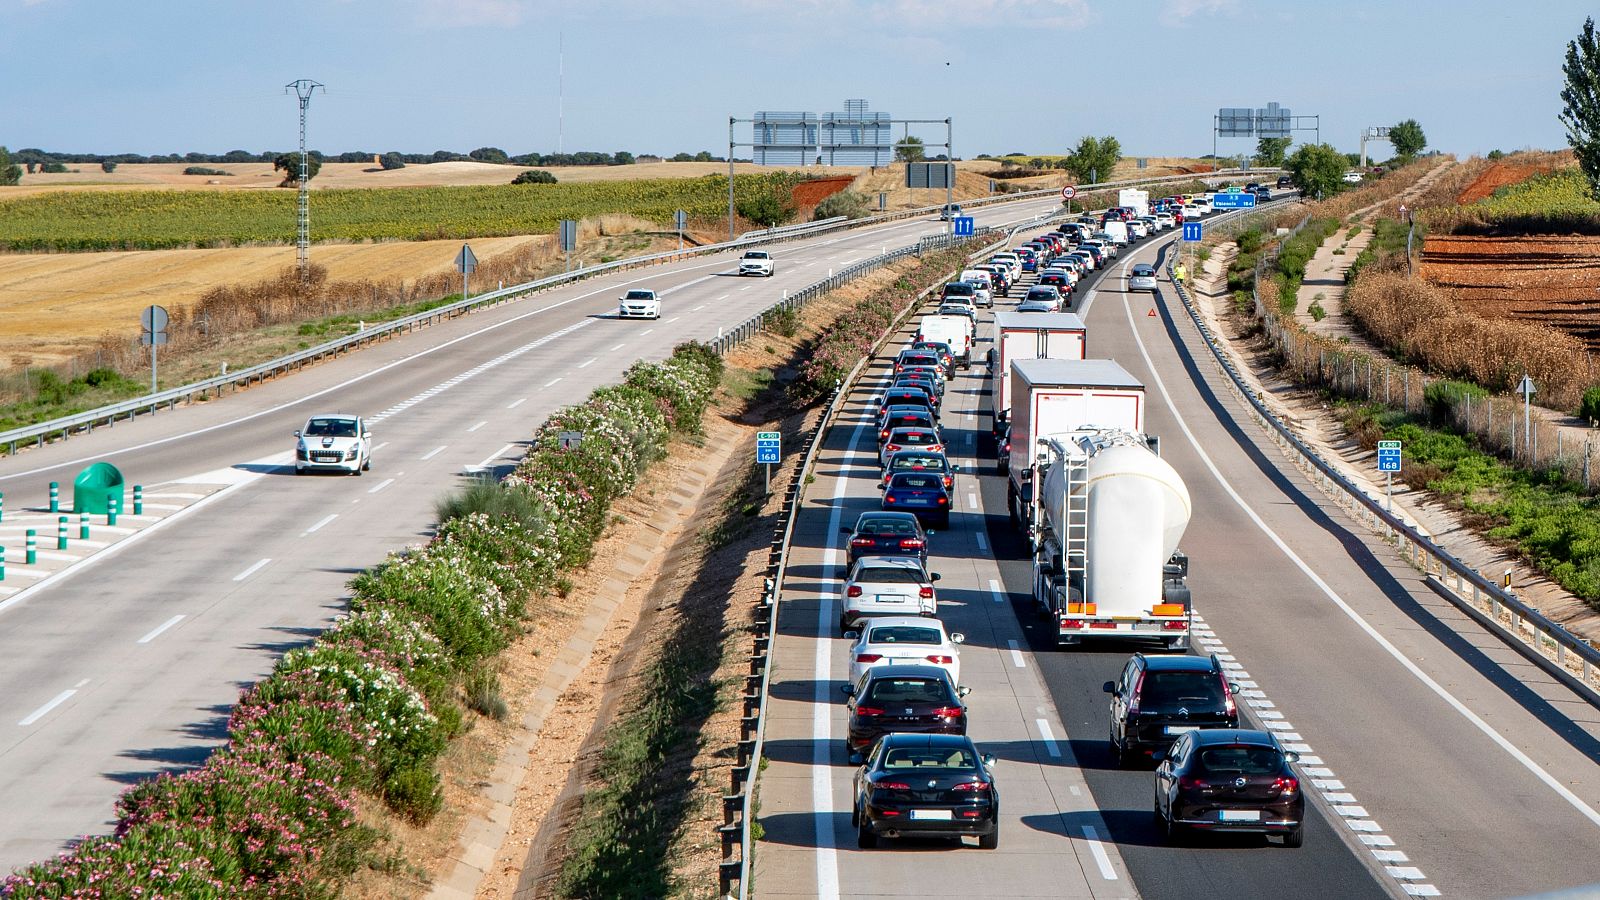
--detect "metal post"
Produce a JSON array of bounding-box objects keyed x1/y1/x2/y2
[
  {"x1": 151, "y1": 338, "x2": 157, "y2": 393},
  {"x1": 945, "y1": 117, "x2": 955, "y2": 219},
  {"x1": 25, "y1": 530, "x2": 36, "y2": 565},
  {"x1": 57, "y1": 516, "x2": 67, "y2": 551},
  {"x1": 48, "y1": 481, "x2": 58, "y2": 513},
  {"x1": 133, "y1": 485, "x2": 143, "y2": 516},
  {"x1": 728, "y1": 117, "x2": 737, "y2": 242},
  {"x1": 1386, "y1": 471, "x2": 1392, "y2": 513}
]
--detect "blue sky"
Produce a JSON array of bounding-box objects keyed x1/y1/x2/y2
[{"x1": 0, "y1": 0, "x2": 1589, "y2": 159}]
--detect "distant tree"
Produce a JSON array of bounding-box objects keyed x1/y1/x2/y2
[
  {"x1": 1389, "y1": 119, "x2": 1426, "y2": 159},
  {"x1": 0, "y1": 147, "x2": 19, "y2": 185},
  {"x1": 611, "y1": 151, "x2": 635, "y2": 165},
  {"x1": 335, "y1": 151, "x2": 371, "y2": 163},
  {"x1": 511, "y1": 169, "x2": 557, "y2": 185},
  {"x1": 812, "y1": 189, "x2": 870, "y2": 220},
  {"x1": 737, "y1": 190, "x2": 794, "y2": 227},
  {"x1": 100, "y1": 161, "x2": 117, "y2": 173},
  {"x1": 1028, "y1": 157, "x2": 1047, "y2": 169},
  {"x1": 379, "y1": 152, "x2": 406, "y2": 170},
  {"x1": 1561, "y1": 17, "x2": 1600, "y2": 198},
  {"x1": 694, "y1": 150, "x2": 714, "y2": 162},
  {"x1": 469, "y1": 146, "x2": 509, "y2": 164},
  {"x1": 1255, "y1": 136, "x2": 1292, "y2": 167},
  {"x1": 272, "y1": 152, "x2": 321, "y2": 185},
  {"x1": 1064, "y1": 135, "x2": 1120, "y2": 184},
  {"x1": 222, "y1": 149, "x2": 255, "y2": 163},
  {"x1": 1285, "y1": 142, "x2": 1348, "y2": 199},
  {"x1": 895, "y1": 136, "x2": 926, "y2": 162},
  {"x1": 670, "y1": 152, "x2": 694, "y2": 162},
  {"x1": 40, "y1": 162, "x2": 67, "y2": 173},
  {"x1": 431, "y1": 150, "x2": 463, "y2": 163},
  {"x1": 1487, "y1": 149, "x2": 1506, "y2": 160}
]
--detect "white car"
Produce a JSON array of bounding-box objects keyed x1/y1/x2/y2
[
  {"x1": 1127, "y1": 220, "x2": 1150, "y2": 239},
  {"x1": 1187, "y1": 198, "x2": 1212, "y2": 216},
  {"x1": 1155, "y1": 213, "x2": 1175, "y2": 230},
  {"x1": 958, "y1": 269, "x2": 995, "y2": 308},
  {"x1": 618, "y1": 288, "x2": 661, "y2": 319},
  {"x1": 1020, "y1": 285, "x2": 1062, "y2": 312},
  {"x1": 1127, "y1": 263, "x2": 1159, "y2": 293},
  {"x1": 1082, "y1": 238, "x2": 1115, "y2": 260},
  {"x1": 1342, "y1": 171, "x2": 1365, "y2": 184},
  {"x1": 294, "y1": 414, "x2": 372, "y2": 475},
  {"x1": 846, "y1": 616, "x2": 965, "y2": 686},
  {"x1": 989, "y1": 253, "x2": 1022, "y2": 280},
  {"x1": 840, "y1": 556, "x2": 940, "y2": 633},
  {"x1": 739, "y1": 250, "x2": 775, "y2": 277}
]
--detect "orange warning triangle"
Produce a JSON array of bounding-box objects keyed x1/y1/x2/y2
[{"x1": 1147, "y1": 308, "x2": 1157, "y2": 317}]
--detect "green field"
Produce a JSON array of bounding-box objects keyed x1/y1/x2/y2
[
  {"x1": 0, "y1": 172, "x2": 813, "y2": 251},
  {"x1": 1434, "y1": 167, "x2": 1600, "y2": 234}
]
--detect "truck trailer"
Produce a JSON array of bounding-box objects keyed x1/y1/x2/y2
[
  {"x1": 1118, "y1": 189, "x2": 1150, "y2": 218},
  {"x1": 992, "y1": 312, "x2": 1087, "y2": 437}
]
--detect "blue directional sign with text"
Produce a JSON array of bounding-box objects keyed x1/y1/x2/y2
[
  {"x1": 953, "y1": 216, "x2": 975, "y2": 237},
  {"x1": 1377, "y1": 440, "x2": 1402, "y2": 472},
  {"x1": 756, "y1": 431, "x2": 782, "y2": 465},
  {"x1": 1182, "y1": 222, "x2": 1203, "y2": 242},
  {"x1": 1211, "y1": 191, "x2": 1257, "y2": 209}
]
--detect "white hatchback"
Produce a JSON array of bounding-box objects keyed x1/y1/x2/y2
[
  {"x1": 295, "y1": 414, "x2": 372, "y2": 475},
  {"x1": 846, "y1": 616, "x2": 965, "y2": 687}
]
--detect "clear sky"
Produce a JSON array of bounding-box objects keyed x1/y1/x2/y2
[{"x1": 0, "y1": 0, "x2": 1589, "y2": 159}]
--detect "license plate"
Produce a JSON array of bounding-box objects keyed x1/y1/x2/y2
[
  {"x1": 1164, "y1": 725, "x2": 1198, "y2": 736},
  {"x1": 1220, "y1": 809, "x2": 1261, "y2": 822},
  {"x1": 909, "y1": 809, "x2": 953, "y2": 821},
  {"x1": 875, "y1": 594, "x2": 906, "y2": 603},
  {"x1": 1132, "y1": 622, "x2": 1161, "y2": 631}
]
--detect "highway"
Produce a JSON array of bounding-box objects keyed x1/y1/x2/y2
[
  {"x1": 755, "y1": 211, "x2": 1600, "y2": 899},
  {"x1": 0, "y1": 194, "x2": 1067, "y2": 870}
]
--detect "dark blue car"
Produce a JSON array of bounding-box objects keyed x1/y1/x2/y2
[{"x1": 883, "y1": 471, "x2": 951, "y2": 528}]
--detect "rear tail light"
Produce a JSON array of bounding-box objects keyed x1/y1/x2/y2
[
  {"x1": 1060, "y1": 619, "x2": 1084, "y2": 630},
  {"x1": 884, "y1": 495, "x2": 896, "y2": 504},
  {"x1": 925, "y1": 655, "x2": 954, "y2": 665},
  {"x1": 951, "y1": 781, "x2": 988, "y2": 792},
  {"x1": 1162, "y1": 621, "x2": 1188, "y2": 631},
  {"x1": 931, "y1": 706, "x2": 963, "y2": 718},
  {"x1": 851, "y1": 537, "x2": 874, "y2": 547},
  {"x1": 936, "y1": 496, "x2": 948, "y2": 506},
  {"x1": 1177, "y1": 776, "x2": 1210, "y2": 790},
  {"x1": 959, "y1": 809, "x2": 983, "y2": 818},
  {"x1": 855, "y1": 706, "x2": 885, "y2": 717},
  {"x1": 1128, "y1": 672, "x2": 1145, "y2": 714},
  {"x1": 855, "y1": 653, "x2": 883, "y2": 664},
  {"x1": 1272, "y1": 777, "x2": 1299, "y2": 794},
  {"x1": 876, "y1": 780, "x2": 910, "y2": 790},
  {"x1": 847, "y1": 585, "x2": 863, "y2": 598},
  {"x1": 899, "y1": 538, "x2": 924, "y2": 549},
  {"x1": 1222, "y1": 676, "x2": 1237, "y2": 716},
  {"x1": 919, "y1": 586, "x2": 935, "y2": 599}
]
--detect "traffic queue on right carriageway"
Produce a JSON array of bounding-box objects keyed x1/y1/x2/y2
[{"x1": 834, "y1": 193, "x2": 1305, "y2": 852}]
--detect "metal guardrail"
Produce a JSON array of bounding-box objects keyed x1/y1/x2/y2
[
  {"x1": 0, "y1": 168, "x2": 1264, "y2": 457},
  {"x1": 1162, "y1": 243, "x2": 1600, "y2": 707}
]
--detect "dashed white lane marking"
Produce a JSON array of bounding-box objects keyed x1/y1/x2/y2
[
  {"x1": 1080, "y1": 825, "x2": 1118, "y2": 880},
  {"x1": 716, "y1": 294, "x2": 730, "y2": 300},
  {"x1": 19, "y1": 689, "x2": 75, "y2": 726},
  {"x1": 232, "y1": 558, "x2": 271, "y2": 582},
  {"x1": 641, "y1": 328, "x2": 655, "y2": 335},
  {"x1": 467, "y1": 420, "x2": 487, "y2": 432},
  {"x1": 507, "y1": 397, "x2": 527, "y2": 409},
  {"x1": 136, "y1": 614, "x2": 186, "y2": 644},
  {"x1": 610, "y1": 342, "x2": 626, "y2": 351},
  {"x1": 577, "y1": 357, "x2": 597, "y2": 369},
  {"x1": 693, "y1": 304, "x2": 706, "y2": 311},
  {"x1": 1006, "y1": 639, "x2": 1026, "y2": 668},
  {"x1": 975, "y1": 532, "x2": 989, "y2": 553},
  {"x1": 668, "y1": 315, "x2": 683, "y2": 322},
  {"x1": 967, "y1": 492, "x2": 978, "y2": 509},
  {"x1": 987, "y1": 578, "x2": 1006, "y2": 603},
  {"x1": 367, "y1": 478, "x2": 395, "y2": 494},
  {"x1": 544, "y1": 377, "x2": 563, "y2": 387},
  {"x1": 421, "y1": 445, "x2": 447, "y2": 460},
  {"x1": 1035, "y1": 719, "x2": 1061, "y2": 758},
  {"x1": 302, "y1": 514, "x2": 337, "y2": 535}
]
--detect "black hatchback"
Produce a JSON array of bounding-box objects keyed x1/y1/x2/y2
[
  {"x1": 843, "y1": 664, "x2": 969, "y2": 759},
  {"x1": 1154, "y1": 729, "x2": 1304, "y2": 847},
  {"x1": 853, "y1": 733, "x2": 999, "y2": 849},
  {"x1": 1104, "y1": 653, "x2": 1238, "y2": 766},
  {"x1": 841, "y1": 512, "x2": 929, "y2": 565}
]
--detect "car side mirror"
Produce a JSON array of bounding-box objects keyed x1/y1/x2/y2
[
  {"x1": 362, "y1": 431, "x2": 371, "y2": 439},
  {"x1": 930, "y1": 573, "x2": 941, "y2": 582},
  {"x1": 1228, "y1": 682, "x2": 1241, "y2": 694},
  {"x1": 957, "y1": 686, "x2": 971, "y2": 697},
  {"x1": 1151, "y1": 749, "x2": 1167, "y2": 763},
  {"x1": 1102, "y1": 681, "x2": 1116, "y2": 694},
  {"x1": 1283, "y1": 750, "x2": 1301, "y2": 764},
  {"x1": 950, "y1": 632, "x2": 965, "y2": 644},
  {"x1": 844, "y1": 630, "x2": 859, "y2": 640},
  {"x1": 877, "y1": 483, "x2": 885, "y2": 490},
  {"x1": 840, "y1": 684, "x2": 855, "y2": 696},
  {"x1": 982, "y1": 754, "x2": 997, "y2": 768},
  {"x1": 293, "y1": 430, "x2": 301, "y2": 438}
]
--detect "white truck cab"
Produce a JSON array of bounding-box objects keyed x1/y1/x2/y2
[{"x1": 295, "y1": 414, "x2": 372, "y2": 475}]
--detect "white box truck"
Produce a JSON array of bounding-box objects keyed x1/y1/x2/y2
[
  {"x1": 1118, "y1": 189, "x2": 1150, "y2": 218},
  {"x1": 992, "y1": 312, "x2": 1087, "y2": 435},
  {"x1": 917, "y1": 314, "x2": 974, "y2": 368},
  {"x1": 1006, "y1": 358, "x2": 1145, "y2": 527}
]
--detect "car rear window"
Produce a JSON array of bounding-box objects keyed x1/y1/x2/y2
[
  {"x1": 899, "y1": 354, "x2": 939, "y2": 367},
  {"x1": 943, "y1": 283, "x2": 974, "y2": 295},
  {"x1": 858, "y1": 517, "x2": 916, "y2": 535},
  {"x1": 866, "y1": 625, "x2": 941, "y2": 645},
  {"x1": 865, "y1": 677, "x2": 949, "y2": 704},
  {"x1": 1026, "y1": 288, "x2": 1057, "y2": 300},
  {"x1": 890, "y1": 472, "x2": 942, "y2": 488},
  {"x1": 1139, "y1": 671, "x2": 1225, "y2": 712},
  {"x1": 883, "y1": 746, "x2": 976, "y2": 770},
  {"x1": 857, "y1": 566, "x2": 925, "y2": 585},
  {"x1": 889, "y1": 434, "x2": 939, "y2": 450},
  {"x1": 1195, "y1": 746, "x2": 1283, "y2": 776},
  {"x1": 891, "y1": 454, "x2": 944, "y2": 469}
]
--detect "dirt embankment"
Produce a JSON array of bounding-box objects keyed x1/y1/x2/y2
[
  {"x1": 1421, "y1": 234, "x2": 1600, "y2": 350},
  {"x1": 1453, "y1": 153, "x2": 1571, "y2": 204}
]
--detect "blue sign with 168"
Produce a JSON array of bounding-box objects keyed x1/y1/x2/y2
[
  {"x1": 1377, "y1": 439, "x2": 1402, "y2": 472},
  {"x1": 756, "y1": 431, "x2": 781, "y2": 465}
]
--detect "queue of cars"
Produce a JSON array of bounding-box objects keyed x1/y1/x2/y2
[{"x1": 836, "y1": 194, "x2": 1304, "y2": 853}]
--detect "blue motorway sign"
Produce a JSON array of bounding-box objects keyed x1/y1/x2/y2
[
  {"x1": 952, "y1": 216, "x2": 975, "y2": 237},
  {"x1": 1182, "y1": 222, "x2": 1203, "y2": 242},
  {"x1": 757, "y1": 431, "x2": 782, "y2": 465},
  {"x1": 1377, "y1": 439, "x2": 1402, "y2": 473},
  {"x1": 1211, "y1": 191, "x2": 1257, "y2": 209}
]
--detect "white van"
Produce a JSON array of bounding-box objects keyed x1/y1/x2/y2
[
  {"x1": 958, "y1": 269, "x2": 995, "y2": 307},
  {"x1": 1101, "y1": 221, "x2": 1129, "y2": 245},
  {"x1": 918, "y1": 314, "x2": 974, "y2": 368}
]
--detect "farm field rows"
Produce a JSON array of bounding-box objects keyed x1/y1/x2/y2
[{"x1": 1420, "y1": 233, "x2": 1600, "y2": 349}]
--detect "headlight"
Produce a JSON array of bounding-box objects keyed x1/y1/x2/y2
[{"x1": 345, "y1": 446, "x2": 360, "y2": 460}]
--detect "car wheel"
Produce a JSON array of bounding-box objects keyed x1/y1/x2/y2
[
  {"x1": 978, "y1": 826, "x2": 999, "y2": 850},
  {"x1": 1109, "y1": 725, "x2": 1126, "y2": 768},
  {"x1": 1283, "y1": 824, "x2": 1304, "y2": 849},
  {"x1": 851, "y1": 800, "x2": 860, "y2": 828},
  {"x1": 1163, "y1": 807, "x2": 1186, "y2": 845},
  {"x1": 857, "y1": 817, "x2": 878, "y2": 849},
  {"x1": 362, "y1": 457, "x2": 371, "y2": 472}
]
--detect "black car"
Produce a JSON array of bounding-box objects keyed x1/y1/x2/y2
[
  {"x1": 1104, "y1": 653, "x2": 1239, "y2": 766},
  {"x1": 895, "y1": 350, "x2": 946, "y2": 376},
  {"x1": 843, "y1": 664, "x2": 969, "y2": 758},
  {"x1": 1154, "y1": 729, "x2": 1304, "y2": 847},
  {"x1": 852, "y1": 733, "x2": 999, "y2": 849},
  {"x1": 1276, "y1": 175, "x2": 1293, "y2": 188},
  {"x1": 841, "y1": 512, "x2": 929, "y2": 565},
  {"x1": 881, "y1": 449, "x2": 956, "y2": 490}
]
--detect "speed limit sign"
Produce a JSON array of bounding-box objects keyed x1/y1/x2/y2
[{"x1": 1061, "y1": 185, "x2": 1077, "y2": 200}]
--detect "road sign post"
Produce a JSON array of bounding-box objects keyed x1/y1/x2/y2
[
  {"x1": 559, "y1": 219, "x2": 578, "y2": 272},
  {"x1": 140, "y1": 305, "x2": 169, "y2": 393},
  {"x1": 952, "y1": 216, "x2": 975, "y2": 238},
  {"x1": 674, "y1": 209, "x2": 687, "y2": 251},
  {"x1": 1377, "y1": 439, "x2": 1402, "y2": 511},
  {"x1": 756, "y1": 431, "x2": 781, "y2": 494},
  {"x1": 455, "y1": 243, "x2": 477, "y2": 303},
  {"x1": 1061, "y1": 184, "x2": 1077, "y2": 213},
  {"x1": 1516, "y1": 375, "x2": 1536, "y2": 458}
]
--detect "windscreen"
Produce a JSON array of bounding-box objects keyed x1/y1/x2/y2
[
  {"x1": 883, "y1": 746, "x2": 977, "y2": 770},
  {"x1": 624, "y1": 290, "x2": 654, "y2": 300},
  {"x1": 864, "y1": 677, "x2": 948, "y2": 704},
  {"x1": 305, "y1": 418, "x2": 358, "y2": 437}
]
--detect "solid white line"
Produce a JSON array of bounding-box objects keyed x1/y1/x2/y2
[
  {"x1": 577, "y1": 357, "x2": 596, "y2": 369},
  {"x1": 544, "y1": 377, "x2": 563, "y2": 387},
  {"x1": 421, "y1": 445, "x2": 447, "y2": 460},
  {"x1": 1007, "y1": 639, "x2": 1026, "y2": 668},
  {"x1": 467, "y1": 420, "x2": 487, "y2": 432},
  {"x1": 19, "y1": 689, "x2": 75, "y2": 726},
  {"x1": 1036, "y1": 719, "x2": 1062, "y2": 757},
  {"x1": 507, "y1": 397, "x2": 527, "y2": 409},
  {"x1": 1080, "y1": 825, "x2": 1119, "y2": 880},
  {"x1": 988, "y1": 578, "x2": 1006, "y2": 603},
  {"x1": 476, "y1": 443, "x2": 519, "y2": 469},
  {"x1": 975, "y1": 531, "x2": 989, "y2": 553},
  {"x1": 303, "y1": 514, "x2": 337, "y2": 535},
  {"x1": 1121, "y1": 293, "x2": 1600, "y2": 830},
  {"x1": 232, "y1": 558, "x2": 270, "y2": 582},
  {"x1": 136, "y1": 614, "x2": 186, "y2": 644},
  {"x1": 367, "y1": 478, "x2": 396, "y2": 494}
]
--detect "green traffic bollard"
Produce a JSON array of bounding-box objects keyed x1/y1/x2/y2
[
  {"x1": 108, "y1": 496, "x2": 119, "y2": 527},
  {"x1": 1, "y1": 546, "x2": 6, "y2": 582},
  {"x1": 133, "y1": 485, "x2": 143, "y2": 516},
  {"x1": 48, "y1": 482, "x2": 59, "y2": 514},
  {"x1": 57, "y1": 516, "x2": 67, "y2": 550},
  {"x1": 25, "y1": 529, "x2": 35, "y2": 565},
  {"x1": 79, "y1": 512, "x2": 89, "y2": 541},
  {"x1": 0, "y1": 490, "x2": 5, "y2": 523}
]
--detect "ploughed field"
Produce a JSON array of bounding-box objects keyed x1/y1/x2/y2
[{"x1": 1420, "y1": 233, "x2": 1600, "y2": 349}]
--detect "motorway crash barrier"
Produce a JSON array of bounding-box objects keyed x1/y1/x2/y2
[{"x1": 71, "y1": 461, "x2": 125, "y2": 516}]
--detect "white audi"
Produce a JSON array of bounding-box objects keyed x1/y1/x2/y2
[
  {"x1": 294, "y1": 414, "x2": 372, "y2": 475},
  {"x1": 846, "y1": 616, "x2": 965, "y2": 686}
]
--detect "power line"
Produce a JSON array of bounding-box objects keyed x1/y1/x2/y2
[{"x1": 285, "y1": 78, "x2": 324, "y2": 285}]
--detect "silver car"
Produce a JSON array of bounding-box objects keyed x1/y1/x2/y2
[
  {"x1": 840, "y1": 556, "x2": 940, "y2": 633},
  {"x1": 1128, "y1": 263, "x2": 1159, "y2": 294}
]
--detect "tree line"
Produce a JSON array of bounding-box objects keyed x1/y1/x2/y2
[{"x1": 0, "y1": 147, "x2": 726, "y2": 168}]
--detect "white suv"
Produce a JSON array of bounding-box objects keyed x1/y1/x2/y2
[
  {"x1": 618, "y1": 289, "x2": 661, "y2": 319},
  {"x1": 839, "y1": 556, "x2": 940, "y2": 633},
  {"x1": 295, "y1": 414, "x2": 371, "y2": 475},
  {"x1": 739, "y1": 250, "x2": 775, "y2": 277}
]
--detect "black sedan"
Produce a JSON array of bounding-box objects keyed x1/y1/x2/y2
[
  {"x1": 1154, "y1": 729, "x2": 1304, "y2": 847},
  {"x1": 852, "y1": 733, "x2": 998, "y2": 849},
  {"x1": 842, "y1": 664, "x2": 969, "y2": 759},
  {"x1": 841, "y1": 512, "x2": 929, "y2": 565}
]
